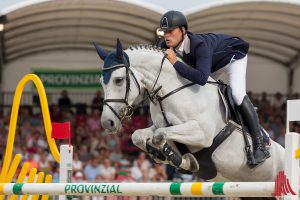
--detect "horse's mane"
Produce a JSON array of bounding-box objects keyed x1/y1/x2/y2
[{"x1": 127, "y1": 44, "x2": 164, "y2": 53}]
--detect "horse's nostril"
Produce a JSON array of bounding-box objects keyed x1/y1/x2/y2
[{"x1": 109, "y1": 120, "x2": 114, "y2": 127}]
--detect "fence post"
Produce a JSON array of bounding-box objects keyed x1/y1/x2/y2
[{"x1": 59, "y1": 145, "x2": 73, "y2": 200}]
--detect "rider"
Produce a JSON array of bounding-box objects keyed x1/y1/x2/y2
[{"x1": 158, "y1": 10, "x2": 270, "y2": 165}]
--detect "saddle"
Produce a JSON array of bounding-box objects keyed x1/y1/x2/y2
[{"x1": 218, "y1": 82, "x2": 270, "y2": 145}]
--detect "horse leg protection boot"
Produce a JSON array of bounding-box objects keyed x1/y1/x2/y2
[
  {"x1": 146, "y1": 139, "x2": 166, "y2": 161},
  {"x1": 239, "y1": 96, "x2": 270, "y2": 165},
  {"x1": 162, "y1": 143, "x2": 199, "y2": 172}
]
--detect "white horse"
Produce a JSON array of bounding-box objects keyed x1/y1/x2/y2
[{"x1": 95, "y1": 39, "x2": 284, "y2": 182}]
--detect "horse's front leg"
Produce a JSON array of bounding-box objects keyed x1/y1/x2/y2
[
  {"x1": 152, "y1": 120, "x2": 210, "y2": 172},
  {"x1": 131, "y1": 125, "x2": 169, "y2": 164}
]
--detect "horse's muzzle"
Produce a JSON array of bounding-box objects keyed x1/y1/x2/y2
[{"x1": 101, "y1": 118, "x2": 117, "y2": 132}]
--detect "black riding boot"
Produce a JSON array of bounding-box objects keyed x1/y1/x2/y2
[{"x1": 239, "y1": 96, "x2": 270, "y2": 165}]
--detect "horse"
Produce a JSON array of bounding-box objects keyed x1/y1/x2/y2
[{"x1": 94, "y1": 39, "x2": 284, "y2": 183}]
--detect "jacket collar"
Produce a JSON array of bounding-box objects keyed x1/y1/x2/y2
[{"x1": 186, "y1": 31, "x2": 203, "y2": 52}]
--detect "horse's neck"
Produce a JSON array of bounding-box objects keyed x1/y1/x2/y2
[
  {"x1": 126, "y1": 50, "x2": 184, "y2": 92},
  {"x1": 126, "y1": 49, "x2": 227, "y2": 134}
]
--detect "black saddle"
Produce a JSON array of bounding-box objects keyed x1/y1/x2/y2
[{"x1": 218, "y1": 82, "x2": 270, "y2": 145}]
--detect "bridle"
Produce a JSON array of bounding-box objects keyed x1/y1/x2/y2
[{"x1": 103, "y1": 56, "x2": 141, "y2": 122}]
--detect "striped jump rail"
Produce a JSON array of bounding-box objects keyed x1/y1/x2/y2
[{"x1": 0, "y1": 182, "x2": 280, "y2": 197}]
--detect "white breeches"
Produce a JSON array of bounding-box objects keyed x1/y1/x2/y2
[{"x1": 211, "y1": 55, "x2": 248, "y2": 106}]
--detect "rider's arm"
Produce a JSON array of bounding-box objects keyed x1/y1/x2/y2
[{"x1": 172, "y1": 44, "x2": 212, "y2": 86}]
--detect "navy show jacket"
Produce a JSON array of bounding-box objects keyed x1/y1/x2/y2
[{"x1": 161, "y1": 32, "x2": 249, "y2": 85}]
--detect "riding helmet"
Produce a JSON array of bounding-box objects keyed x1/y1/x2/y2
[{"x1": 159, "y1": 10, "x2": 188, "y2": 32}]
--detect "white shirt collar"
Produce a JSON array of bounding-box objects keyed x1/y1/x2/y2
[{"x1": 177, "y1": 34, "x2": 190, "y2": 55}]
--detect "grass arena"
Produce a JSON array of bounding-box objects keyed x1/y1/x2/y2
[{"x1": 0, "y1": 74, "x2": 300, "y2": 200}]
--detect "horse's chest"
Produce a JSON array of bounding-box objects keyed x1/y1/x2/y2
[{"x1": 149, "y1": 104, "x2": 183, "y2": 127}]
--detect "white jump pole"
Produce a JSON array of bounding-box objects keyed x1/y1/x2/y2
[
  {"x1": 285, "y1": 99, "x2": 300, "y2": 200},
  {"x1": 59, "y1": 145, "x2": 73, "y2": 200},
  {"x1": 0, "y1": 182, "x2": 277, "y2": 197}
]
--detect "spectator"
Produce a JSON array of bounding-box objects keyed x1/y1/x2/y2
[
  {"x1": 78, "y1": 144, "x2": 92, "y2": 162},
  {"x1": 106, "y1": 133, "x2": 120, "y2": 150},
  {"x1": 50, "y1": 104, "x2": 63, "y2": 122},
  {"x1": 72, "y1": 152, "x2": 83, "y2": 173},
  {"x1": 276, "y1": 127, "x2": 286, "y2": 147},
  {"x1": 24, "y1": 153, "x2": 39, "y2": 172},
  {"x1": 272, "y1": 92, "x2": 285, "y2": 109},
  {"x1": 131, "y1": 158, "x2": 147, "y2": 181},
  {"x1": 73, "y1": 171, "x2": 85, "y2": 181},
  {"x1": 90, "y1": 131, "x2": 104, "y2": 156},
  {"x1": 51, "y1": 163, "x2": 60, "y2": 183},
  {"x1": 116, "y1": 169, "x2": 134, "y2": 182},
  {"x1": 99, "y1": 159, "x2": 116, "y2": 181},
  {"x1": 83, "y1": 157, "x2": 102, "y2": 181},
  {"x1": 97, "y1": 147, "x2": 110, "y2": 162},
  {"x1": 58, "y1": 90, "x2": 72, "y2": 110},
  {"x1": 293, "y1": 93, "x2": 299, "y2": 99},
  {"x1": 37, "y1": 134, "x2": 48, "y2": 150},
  {"x1": 39, "y1": 150, "x2": 52, "y2": 174},
  {"x1": 87, "y1": 109, "x2": 101, "y2": 132},
  {"x1": 109, "y1": 146, "x2": 123, "y2": 163},
  {"x1": 18, "y1": 106, "x2": 35, "y2": 125},
  {"x1": 91, "y1": 90, "x2": 104, "y2": 112},
  {"x1": 20, "y1": 121, "x2": 32, "y2": 140},
  {"x1": 133, "y1": 152, "x2": 151, "y2": 172},
  {"x1": 269, "y1": 115, "x2": 284, "y2": 139},
  {"x1": 258, "y1": 92, "x2": 270, "y2": 110},
  {"x1": 148, "y1": 163, "x2": 167, "y2": 181}
]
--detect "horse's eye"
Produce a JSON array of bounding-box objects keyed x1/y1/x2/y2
[{"x1": 114, "y1": 77, "x2": 124, "y2": 86}]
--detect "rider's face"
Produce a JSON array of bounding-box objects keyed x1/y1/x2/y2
[{"x1": 163, "y1": 27, "x2": 182, "y2": 48}]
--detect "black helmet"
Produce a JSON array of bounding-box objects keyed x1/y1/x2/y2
[{"x1": 159, "y1": 10, "x2": 188, "y2": 32}]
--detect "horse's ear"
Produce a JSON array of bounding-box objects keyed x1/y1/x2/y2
[
  {"x1": 116, "y1": 38, "x2": 123, "y2": 60},
  {"x1": 93, "y1": 42, "x2": 108, "y2": 60}
]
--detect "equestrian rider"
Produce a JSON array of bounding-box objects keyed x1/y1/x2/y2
[{"x1": 158, "y1": 10, "x2": 270, "y2": 165}]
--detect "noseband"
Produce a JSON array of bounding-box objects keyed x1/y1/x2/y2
[{"x1": 103, "y1": 61, "x2": 141, "y2": 121}]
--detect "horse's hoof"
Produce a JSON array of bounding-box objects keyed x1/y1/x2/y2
[
  {"x1": 180, "y1": 153, "x2": 199, "y2": 172},
  {"x1": 152, "y1": 133, "x2": 166, "y2": 147}
]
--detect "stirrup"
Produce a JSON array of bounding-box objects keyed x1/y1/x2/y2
[
  {"x1": 245, "y1": 146, "x2": 256, "y2": 167},
  {"x1": 247, "y1": 145, "x2": 270, "y2": 167},
  {"x1": 254, "y1": 145, "x2": 270, "y2": 161}
]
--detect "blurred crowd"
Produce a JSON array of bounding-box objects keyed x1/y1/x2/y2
[{"x1": 0, "y1": 89, "x2": 299, "y2": 183}]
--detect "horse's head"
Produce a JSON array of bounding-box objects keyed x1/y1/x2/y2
[{"x1": 94, "y1": 39, "x2": 142, "y2": 133}]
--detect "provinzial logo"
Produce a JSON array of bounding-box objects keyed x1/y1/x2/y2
[
  {"x1": 161, "y1": 17, "x2": 169, "y2": 28},
  {"x1": 65, "y1": 184, "x2": 122, "y2": 194}
]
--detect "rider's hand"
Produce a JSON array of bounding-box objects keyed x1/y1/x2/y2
[{"x1": 165, "y1": 49, "x2": 177, "y2": 65}]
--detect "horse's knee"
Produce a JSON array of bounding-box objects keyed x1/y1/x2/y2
[
  {"x1": 152, "y1": 129, "x2": 166, "y2": 146},
  {"x1": 131, "y1": 131, "x2": 147, "y2": 148}
]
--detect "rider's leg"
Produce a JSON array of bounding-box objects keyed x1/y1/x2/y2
[{"x1": 225, "y1": 55, "x2": 270, "y2": 164}]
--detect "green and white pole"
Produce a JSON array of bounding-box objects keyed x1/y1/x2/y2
[{"x1": 0, "y1": 182, "x2": 277, "y2": 197}]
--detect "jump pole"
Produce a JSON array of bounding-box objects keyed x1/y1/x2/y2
[{"x1": 0, "y1": 182, "x2": 278, "y2": 197}]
